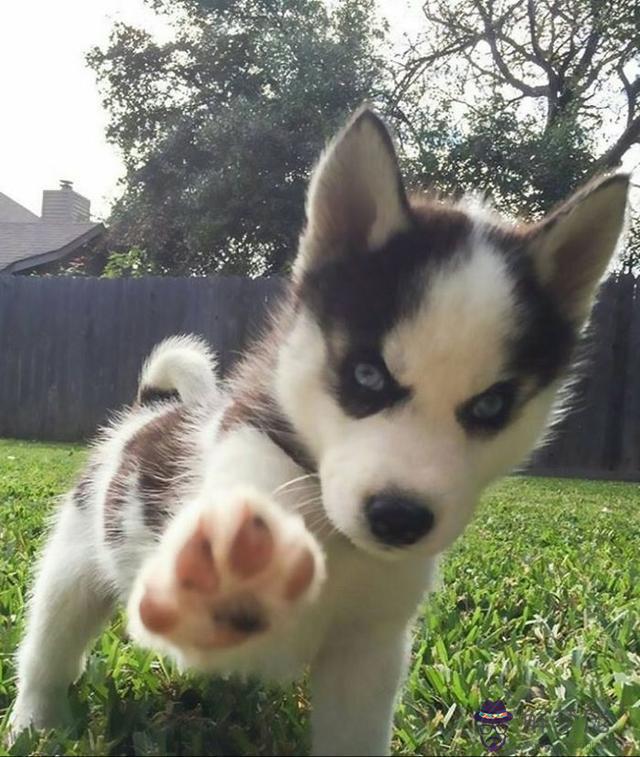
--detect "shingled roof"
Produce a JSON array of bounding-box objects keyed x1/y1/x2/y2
[
  {"x1": 0, "y1": 192, "x2": 40, "y2": 223},
  {"x1": 0, "y1": 187, "x2": 105, "y2": 274}
]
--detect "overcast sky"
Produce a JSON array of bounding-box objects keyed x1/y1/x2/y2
[
  {"x1": 1, "y1": 0, "x2": 424, "y2": 219},
  {"x1": 0, "y1": 1, "x2": 634, "y2": 221}
]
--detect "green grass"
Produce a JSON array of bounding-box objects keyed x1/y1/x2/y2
[{"x1": 0, "y1": 438, "x2": 639, "y2": 756}]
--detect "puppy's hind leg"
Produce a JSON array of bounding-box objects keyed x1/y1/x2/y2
[{"x1": 10, "y1": 497, "x2": 114, "y2": 736}]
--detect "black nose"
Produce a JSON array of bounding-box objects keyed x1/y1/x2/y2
[{"x1": 365, "y1": 492, "x2": 434, "y2": 547}]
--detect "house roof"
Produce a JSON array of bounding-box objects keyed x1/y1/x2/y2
[
  {"x1": 0, "y1": 222, "x2": 105, "y2": 273},
  {"x1": 0, "y1": 192, "x2": 40, "y2": 223},
  {"x1": 0, "y1": 192, "x2": 105, "y2": 273}
]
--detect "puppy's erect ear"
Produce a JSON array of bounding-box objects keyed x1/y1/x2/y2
[
  {"x1": 529, "y1": 174, "x2": 630, "y2": 325},
  {"x1": 295, "y1": 109, "x2": 411, "y2": 274}
]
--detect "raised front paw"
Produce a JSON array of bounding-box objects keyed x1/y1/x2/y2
[{"x1": 128, "y1": 488, "x2": 325, "y2": 658}]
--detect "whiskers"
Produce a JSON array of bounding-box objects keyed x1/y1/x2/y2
[
  {"x1": 272, "y1": 473, "x2": 320, "y2": 497},
  {"x1": 271, "y1": 474, "x2": 337, "y2": 540},
  {"x1": 271, "y1": 473, "x2": 320, "y2": 498}
]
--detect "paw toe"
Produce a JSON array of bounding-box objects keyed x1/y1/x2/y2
[
  {"x1": 139, "y1": 592, "x2": 178, "y2": 634},
  {"x1": 284, "y1": 548, "x2": 316, "y2": 600},
  {"x1": 229, "y1": 508, "x2": 274, "y2": 579},
  {"x1": 175, "y1": 521, "x2": 218, "y2": 593}
]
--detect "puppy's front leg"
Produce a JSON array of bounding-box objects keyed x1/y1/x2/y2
[
  {"x1": 310, "y1": 622, "x2": 411, "y2": 756},
  {"x1": 126, "y1": 486, "x2": 325, "y2": 661}
]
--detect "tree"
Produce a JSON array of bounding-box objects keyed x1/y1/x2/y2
[
  {"x1": 391, "y1": 3, "x2": 636, "y2": 191},
  {"x1": 620, "y1": 211, "x2": 640, "y2": 274},
  {"x1": 102, "y1": 247, "x2": 157, "y2": 278},
  {"x1": 89, "y1": 0, "x2": 388, "y2": 275},
  {"x1": 386, "y1": 0, "x2": 639, "y2": 270}
]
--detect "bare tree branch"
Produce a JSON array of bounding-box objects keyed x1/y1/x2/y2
[
  {"x1": 393, "y1": 0, "x2": 523, "y2": 105},
  {"x1": 597, "y1": 115, "x2": 640, "y2": 168},
  {"x1": 401, "y1": 0, "x2": 640, "y2": 163},
  {"x1": 391, "y1": 33, "x2": 483, "y2": 106},
  {"x1": 473, "y1": 0, "x2": 548, "y2": 97},
  {"x1": 572, "y1": 14, "x2": 601, "y2": 84},
  {"x1": 617, "y1": 64, "x2": 640, "y2": 128},
  {"x1": 526, "y1": 0, "x2": 545, "y2": 61}
]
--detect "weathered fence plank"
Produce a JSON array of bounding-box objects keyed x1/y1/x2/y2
[
  {"x1": 524, "y1": 273, "x2": 639, "y2": 479},
  {"x1": 621, "y1": 277, "x2": 640, "y2": 474},
  {"x1": 0, "y1": 276, "x2": 282, "y2": 441},
  {"x1": 0, "y1": 274, "x2": 637, "y2": 480}
]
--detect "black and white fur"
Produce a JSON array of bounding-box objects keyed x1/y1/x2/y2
[{"x1": 10, "y1": 110, "x2": 629, "y2": 755}]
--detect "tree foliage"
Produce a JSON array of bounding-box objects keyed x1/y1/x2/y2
[
  {"x1": 396, "y1": 1, "x2": 638, "y2": 139},
  {"x1": 92, "y1": 0, "x2": 639, "y2": 274},
  {"x1": 89, "y1": 0, "x2": 387, "y2": 275},
  {"x1": 389, "y1": 0, "x2": 639, "y2": 269},
  {"x1": 394, "y1": 93, "x2": 598, "y2": 217},
  {"x1": 102, "y1": 247, "x2": 158, "y2": 278},
  {"x1": 621, "y1": 212, "x2": 640, "y2": 274}
]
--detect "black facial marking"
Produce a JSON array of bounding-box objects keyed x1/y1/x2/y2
[
  {"x1": 453, "y1": 234, "x2": 578, "y2": 437},
  {"x1": 457, "y1": 380, "x2": 518, "y2": 435},
  {"x1": 300, "y1": 199, "x2": 579, "y2": 428},
  {"x1": 496, "y1": 238, "x2": 577, "y2": 387},
  {"x1": 301, "y1": 210, "x2": 472, "y2": 342},
  {"x1": 337, "y1": 349, "x2": 410, "y2": 419},
  {"x1": 300, "y1": 204, "x2": 472, "y2": 418}
]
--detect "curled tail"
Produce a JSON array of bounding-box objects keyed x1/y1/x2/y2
[{"x1": 137, "y1": 335, "x2": 219, "y2": 406}]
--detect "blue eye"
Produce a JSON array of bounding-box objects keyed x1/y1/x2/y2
[
  {"x1": 458, "y1": 380, "x2": 517, "y2": 433},
  {"x1": 354, "y1": 362, "x2": 386, "y2": 392},
  {"x1": 470, "y1": 391, "x2": 505, "y2": 420},
  {"x1": 340, "y1": 353, "x2": 410, "y2": 418}
]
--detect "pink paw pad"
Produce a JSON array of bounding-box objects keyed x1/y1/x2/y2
[
  {"x1": 136, "y1": 495, "x2": 322, "y2": 651},
  {"x1": 176, "y1": 523, "x2": 219, "y2": 592},
  {"x1": 229, "y1": 510, "x2": 274, "y2": 578}
]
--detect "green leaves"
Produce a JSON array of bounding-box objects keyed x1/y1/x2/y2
[
  {"x1": 102, "y1": 248, "x2": 157, "y2": 278},
  {"x1": 90, "y1": 0, "x2": 387, "y2": 276}
]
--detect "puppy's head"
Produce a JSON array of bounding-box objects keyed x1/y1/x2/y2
[{"x1": 276, "y1": 109, "x2": 629, "y2": 558}]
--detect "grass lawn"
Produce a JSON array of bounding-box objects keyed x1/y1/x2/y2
[{"x1": 0, "y1": 438, "x2": 639, "y2": 756}]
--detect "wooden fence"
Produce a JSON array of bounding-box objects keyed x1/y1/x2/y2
[
  {"x1": 528, "y1": 273, "x2": 640, "y2": 480},
  {"x1": 0, "y1": 276, "x2": 283, "y2": 441},
  {"x1": 0, "y1": 274, "x2": 638, "y2": 480}
]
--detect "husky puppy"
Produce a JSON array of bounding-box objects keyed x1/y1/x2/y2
[{"x1": 10, "y1": 109, "x2": 628, "y2": 755}]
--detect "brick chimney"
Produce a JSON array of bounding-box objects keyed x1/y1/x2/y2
[{"x1": 41, "y1": 180, "x2": 91, "y2": 223}]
